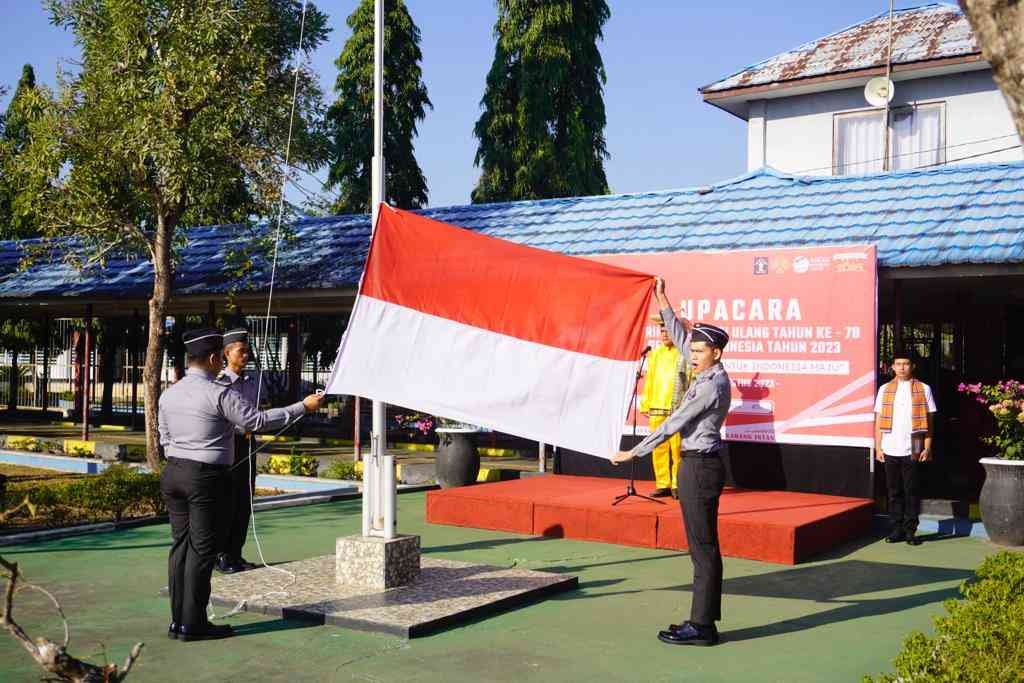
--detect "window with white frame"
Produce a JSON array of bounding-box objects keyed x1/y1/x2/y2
[{"x1": 833, "y1": 103, "x2": 945, "y2": 175}]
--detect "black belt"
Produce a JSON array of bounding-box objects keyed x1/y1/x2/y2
[
  {"x1": 682, "y1": 449, "x2": 721, "y2": 459},
  {"x1": 167, "y1": 457, "x2": 230, "y2": 471}
]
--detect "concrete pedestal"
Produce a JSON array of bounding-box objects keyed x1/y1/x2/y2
[{"x1": 336, "y1": 533, "x2": 420, "y2": 590}]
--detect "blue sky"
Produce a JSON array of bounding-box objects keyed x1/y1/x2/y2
[{"x1": 0, "y1": 1, "x2": 912, "y2": 209}]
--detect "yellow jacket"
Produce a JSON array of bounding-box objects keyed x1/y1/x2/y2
[{"x1": 640, "y1": 344, "x2": 688, "y2": 413}]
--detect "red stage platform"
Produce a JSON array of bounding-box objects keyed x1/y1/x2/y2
[{"x1": 426, "y1": 475, "x2": 874, "y2": 565}]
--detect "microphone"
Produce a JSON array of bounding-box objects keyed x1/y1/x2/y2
[{"x1": 639, "y1": 345, "x2": 652, "y2": 356}]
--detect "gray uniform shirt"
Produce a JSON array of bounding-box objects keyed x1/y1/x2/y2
[
  {"x1": 158, "y1": 367, "x2": 305, "y2": 465},
  {"x1": 217, "y1": 368, "x2": 262, "y2": 436},
  {"x1": 629, "y1": 307, "x2": 732, "y2": 458}
]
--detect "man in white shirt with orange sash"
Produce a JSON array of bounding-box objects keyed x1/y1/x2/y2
[{"x1": 873, "y1": 350, "x2": 937, "y2": 546}]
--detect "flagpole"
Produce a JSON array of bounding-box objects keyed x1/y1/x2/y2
[{"x1": 369, "y1": 0, "x2": 395, "y2": 540}]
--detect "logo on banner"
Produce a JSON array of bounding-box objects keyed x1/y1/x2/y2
[
  {"x1": 833, "y1": 251, "x2": 868, "y2": 272},
  {"x1": 753, "y1": 257, "x2": 769, "y2": 275},
  {"x1": 793, "y1": 255, "x2": 832, "y2": 274},
  {"x1": 770, "y1": 256, "x2": 789, "y2": 274}
]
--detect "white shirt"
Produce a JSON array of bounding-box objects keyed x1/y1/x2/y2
[{"x1": 873, "y1": 380, "x2": 937, "y2": 457}]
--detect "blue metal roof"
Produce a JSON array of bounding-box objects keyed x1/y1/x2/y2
[{"x1": 2, "y1": 161, "x2": 1023, "y2": 301}]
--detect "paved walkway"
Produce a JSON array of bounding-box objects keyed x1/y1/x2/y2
[{"x1": 0, "y1": 492, "x2": 1003, "y2": 682}]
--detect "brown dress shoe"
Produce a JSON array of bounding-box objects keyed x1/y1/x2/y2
[{"x1": 651, "y1": 488, "x2": 672, "y2": 498}]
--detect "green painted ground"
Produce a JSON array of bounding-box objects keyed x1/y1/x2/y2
[{"x1": 0, "y1": 493, "x2": 1002, "y2": 682}]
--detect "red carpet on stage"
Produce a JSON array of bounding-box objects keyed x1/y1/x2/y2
[{"x1": 426, "y1": 475, "x2": 874, "y2": 565}]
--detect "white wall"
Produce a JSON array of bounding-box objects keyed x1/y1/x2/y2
[{"x1": 746, "y1": 69, "x2": 1022, "y2": 174}]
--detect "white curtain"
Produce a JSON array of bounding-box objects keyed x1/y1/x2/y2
[
  {"x1": 835, "y1": 112, "x2": 885, "y2": 175},
  {"x1": 891, "y1": 106, "x2": 942, "y2": 170}
]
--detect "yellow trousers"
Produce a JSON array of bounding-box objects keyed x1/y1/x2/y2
[{"x1": 649, "y1": 414, "x2": 681, "y2": 490}]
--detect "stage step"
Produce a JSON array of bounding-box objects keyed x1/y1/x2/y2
[{"x1": 427, "y1": 475, "x2": 874, "y2": 565}]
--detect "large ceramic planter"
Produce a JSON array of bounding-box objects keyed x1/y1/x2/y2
[
  {"x1": 979, "y1": 457, "x2": 1024, "y2": 546},
  {"x1": 435, "y1": 428, "x2": 481, "y2": 488}
]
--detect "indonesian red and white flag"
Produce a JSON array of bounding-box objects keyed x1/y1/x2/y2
[{"x1": 325, "y1": 205, "x2": 653, "y2": 458}]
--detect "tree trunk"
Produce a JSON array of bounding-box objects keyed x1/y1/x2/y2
[
  {"x1": 72, "y1": 331, "x2": 84, "y2": 418},
  {"x1": 7, "y1": 349, "x2": 18, "y2": 412},
  {"x1": 143, "y1": 217, "x2": 175, "y2": 470},
  {"x1": 100, "y1": 336, "x2": 116, "y2": 421},
  {"x1": 287, "y1": 317, "x2": 301, "y2": 403},
  {"x1": 959, "y1": 1, "x2": 1024, "y2": 140}
]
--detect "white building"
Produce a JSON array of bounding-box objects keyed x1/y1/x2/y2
[{"x1": 700, "y1": 4, "x2": 1022, "y2": 175}]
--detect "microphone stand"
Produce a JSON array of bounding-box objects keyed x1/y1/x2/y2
[{"x1": 613, "y1": 347, "x2": 663, "y2": 506}]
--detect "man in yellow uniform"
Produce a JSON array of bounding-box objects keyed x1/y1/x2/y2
[{"x1": 640, "y1": 314, "x2": 690, "y2": 498}]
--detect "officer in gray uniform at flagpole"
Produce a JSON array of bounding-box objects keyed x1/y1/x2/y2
[
  {"x1": 613, "y1": 277, "x2": 732, "y2": 647},
  {"x1": 159, "y1": 328, "x2": 325, "y2": 642},
  {"x1": 216, "y1": 327, "x2": 262, "y2": 574}
]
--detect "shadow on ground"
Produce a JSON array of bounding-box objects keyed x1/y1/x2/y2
[{"x1": 668, "y1": 559, "x2": 971, "y2": 642}]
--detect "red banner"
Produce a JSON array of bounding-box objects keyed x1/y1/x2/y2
[{"x1": 594, "y1": 245, "x2": 877, "y2": 448}]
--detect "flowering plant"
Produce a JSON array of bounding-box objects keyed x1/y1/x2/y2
[
  {"x1": 393, "y1": 413, "x2": 434, "y2": 435},
  {"x1": 958, "y1": 380, "x2": 1024, "y2": 460}
]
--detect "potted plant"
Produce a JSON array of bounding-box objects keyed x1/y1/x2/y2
[
  {"x1": 434, "y1": 416, "x2": 485, "y2": 488},
  {"x1": 958, "y1": 380, "x2": 1024, "y2": 546},
  {"x1": 392, "y1": 412, "x2": 434, "y2": 444}
]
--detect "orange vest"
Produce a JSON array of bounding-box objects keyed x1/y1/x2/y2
[{"x1": 877, "y1": 379, "x2": 930, "y2": 434}]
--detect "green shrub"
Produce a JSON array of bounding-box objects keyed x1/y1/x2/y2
[
  {"x1": 320, "y1": 459, "x2": 362, "y2": 481},
  {"x1": 2, "y1": 466, "x2": 164, "y2": 526},
  {"x1": 865, "y1": 550, "x2": 1024, "y2": 682},
  {"x1": 68, "y1": 465, "x2": 163, "y2": 522}
]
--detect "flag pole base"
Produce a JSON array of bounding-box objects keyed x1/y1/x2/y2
[{"x1": 336, "y1": 534, "x2": 420, "y2": 590}]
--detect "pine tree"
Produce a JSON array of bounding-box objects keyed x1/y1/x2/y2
[
  {"x1": 0, "y1": 64, "x2": 42, "y2": 238},
  {"x1": 326, "y1": 0, "x2": 431, "y2": 214},
  {"x1": 472, "y1": 0, "x2": 611, "y2": 203}
]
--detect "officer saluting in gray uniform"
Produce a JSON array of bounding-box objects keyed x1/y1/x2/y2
[
  {"x1": 613, "y1": 277, "x2": 731, "y2": 647},
  {"x1": 216, "y1": 327, "x2": 263, "y2": 574},
  {"x1": 159, "y1": 328, "x2": 325, "y2": 641}
]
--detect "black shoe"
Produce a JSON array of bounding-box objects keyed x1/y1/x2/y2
[
  {"x1": 179, "y1": 623, "x2": 234, "y2": 642},
  {"x1": 234, "y1": 557, "x2": 258, "y2": 572},
  {"x1": 885, "y1": 530, "x2": 906, "y2": 543},
  {"x1": 168, "y1": 622, "x2": 179, "y2": 640},
  {"x1": 651, "y1": 488, "x2": 672, "y2": 498},
  {"x1": 658, "y1": 621, "x2": 719, "y2": 646},
  {"x1": 215, "y1": 554, "x2": 239, "y2": 574},
  {"x1": 671, "y1": 489, "x2": 679, "y2": 500},
  {"x1": 906, "y1": 532, "x2": 922, "y2": 546},
  {"x1": 215, "y1": 552, "x2": 233, "y2": 573}
]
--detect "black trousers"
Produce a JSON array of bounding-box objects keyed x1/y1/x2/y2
[
  {"x1": 160, "y1": 457, "x2": 230, "y2": 629},
  {"x1": 679, "y1": 453, "x2": 725, "y2": 625},
  {"x1": 224, "y1": 435, "x2": 257, "y2": 561},
  {"x1": 884, "y1": 456, "x2": 920, "y2": 534}
]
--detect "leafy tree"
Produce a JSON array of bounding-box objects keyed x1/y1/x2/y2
[
  {"x1": 325, "y1": 0, "x2": 431, "y2": 214},
  {"x1": 11, "y1": 0, "x2": 330, "y2": 468},
  {"x1": 472, "y1": 0, "x2": 611, "y2": 203},
  {"x1": 0, "y1": 65, "x2": 43, "y2": 239}
]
